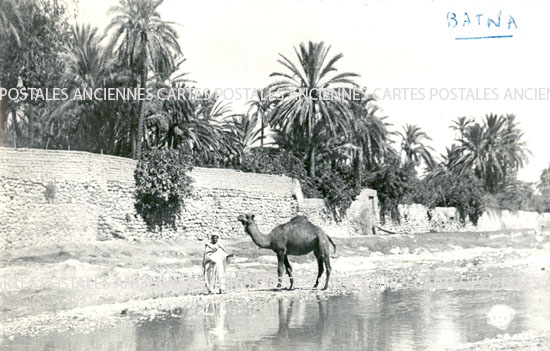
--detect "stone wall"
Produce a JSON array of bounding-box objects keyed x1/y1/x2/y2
[
  {"x1": 475, "y1": 209, "x2": 550, "y2": 232},
  {"x1": 173, "y1": 168, "x2": 299, "y2": 241},
  {"x1": 293, "y1": 188, "x2": 380, "y2": 237},
  {"x1": 4, "y1": 147, "x2": 548, "y2": 249},
  {"x1": 383, "y1": 203, "x2": 550, "y2": 234},
  {"x1": 0, "y1": 149, "x2": 114, "y2": 249},
  {"x1": 0, "y1": 148, "x2": 302, "y2": 249},
  {"x1": 3, "y1": 148, "x2": 549, "y2": 250},
  {"x1": 345, "y1": 189, "x2": 380, "y2": 235}
]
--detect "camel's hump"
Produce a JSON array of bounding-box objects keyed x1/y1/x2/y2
[
  {"x1": 290, "y1": 215, "x2": 309, "y2": 220},
  {"x1": 289, "y1": 215, "x2": 315, "y2": 224}
]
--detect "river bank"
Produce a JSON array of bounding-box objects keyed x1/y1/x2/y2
[{"x1": 1, "y1": 229, "x2": 550, "y2": 349}]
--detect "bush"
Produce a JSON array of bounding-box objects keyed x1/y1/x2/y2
[
  {"x1": 134, "y1": 150, "x2": 194, "y2": 229},
  {"x1": 366, "y1": 158, "x2": 417, "y2": 224},
  {"x1": 530, "y1": 195, "x2": 550, "y2": 213},
  {"x1": 417, "y1": 169, "x2": 485, "y2": 225},
  {"x1": 241, "y1": 148, "x2": 360, "y2": 220},
  {"x1": 484, "y1": 181, "x2": 531, "y2": 212},
  {"x1": 484, "y1": 180, "x2": 550, "y2": 214},
  {"x1": 315, "y1": 165, "x2": 359, "y2": 221}
]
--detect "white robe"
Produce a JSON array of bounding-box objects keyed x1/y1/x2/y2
[{"x1": 203, "y1": 246, "x2": 228, "y2": 293}]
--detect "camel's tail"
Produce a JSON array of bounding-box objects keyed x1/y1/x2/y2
[{"x1": 327, "y1": 235, "x2": 336, "y2": 253}]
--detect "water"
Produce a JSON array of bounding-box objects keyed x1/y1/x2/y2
[{"x1": 3, "y1": 289, "x2": 550, "y2": 351}]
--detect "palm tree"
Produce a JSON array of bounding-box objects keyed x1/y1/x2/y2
[
  {"x1": 423, "y1": 144, "x2": 467, "y2": 189},
  {"x1": 63, "y1": 24, "x2": 115, "y2": 90},
  {"x1": 268, "y1": 41, "x2": 359, "y2": 177},
  {"x1": 227, "y1": 113, "x2": 263, "y2": 155},
  {"x1": 246, "y1": 88, "x2": 271, "y2": 148},
  {"x1": 398, "y1": 124, "x2": 435, "y2": 168},
  {"x1": 328, "y1": 92, "x2": 392, "y2": 187},
  {"x1": 143, "y1": 56, "x2": 190, "y2": 150},
  {"x1": 0, "y1": 0, "x2": 21, "y2": 44},
  {"x1": 351, "y1": 94, "x2": 393, "y2": 168},
  {"x1": 153, "y1": 88, "x2": 239, "y2": 165},
  {"x1": 107, "y1": 0, "x2": 181, "y2": 160},
  {"x1": 451, "y1": 113, "x2": 530, "y2": 193},
  {"x1": 0, "y1": 0, "x2": 22, "y2": 140},
  {"x1": 51, "y1": 24, "x2": 130, "y2": 154},
  {"x1": 502, "y1": 114, "x2": 530, "y2": 172},
  {"x1": 450, "y1": 116, "x2": 473, "y2": 140}
]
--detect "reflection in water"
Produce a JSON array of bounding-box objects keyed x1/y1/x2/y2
[
  {"x1": 4, "y1": 290, "x2": 550, "y2": 351},
  {"x1": 203, "y1": 302, "x2": 230, "y2": 348},
  {"x1": 273, "y1": 297, "x2": 329, "y2": 348}
]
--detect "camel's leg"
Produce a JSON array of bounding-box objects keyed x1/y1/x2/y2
[
  {"x1": 284, "y1": 255, "x2": 294, "y2": 290},
  {"x1": 276, "y1": 251, "x2": 285, "y2": 289},
  {"x1": 322, "y1": 254, "x2": 332, "y2": 290},
  {"x1": 313, "y1": 251, "x2": 324, "y2": 289}
]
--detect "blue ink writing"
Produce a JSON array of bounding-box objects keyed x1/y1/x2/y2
[{"x1": 447, "y1": 11, "x2": 517, "y2": 40}]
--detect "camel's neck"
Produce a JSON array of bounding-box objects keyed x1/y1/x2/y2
[{"x1": 245, "y1": 223, "x2": 271, "y2": 249}]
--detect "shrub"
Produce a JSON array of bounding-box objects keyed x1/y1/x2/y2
[
  {"x1": 134, "y1": 150, "x2": 194, "y2": 229},
  {"x1": 484, "y1": 180, "x2": 550, "y2": 214},
  {"x1": 315, "y1": 166, "x2": 359, "y2": 221},
  {"x1": 484, "y1": 182, "x2": 531, "y2": 212},
  {"x1": 531, "y1": 195, "x2": 550, "y2": 213},
  {"x1": 366, "y1": 158, "x2": 417, "y2": 224},
  {"x1": 418, "y1": 169, "x2": 485, "y2": 225},
  {"x1": 240, "y1": 148, "x2": 360, "y2": 220}
]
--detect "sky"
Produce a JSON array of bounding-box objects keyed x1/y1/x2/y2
[{"x1": 73, "y1": 0, "x2": 550, "y2": 182}]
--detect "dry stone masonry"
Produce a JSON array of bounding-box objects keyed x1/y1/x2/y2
[
  {"x1": 384, "y1": 204, "x2": 550, "y2": 234},
  {"x1": 3, "y1": 148, "x2": 545, "y2": 250},
  {"x1": 0, "y1": 148, "x2": 305, "y2": 249}
]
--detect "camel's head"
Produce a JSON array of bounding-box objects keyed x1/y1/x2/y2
[{"x1": 237, "y1": 213, "x2": 255, "y2": 226}]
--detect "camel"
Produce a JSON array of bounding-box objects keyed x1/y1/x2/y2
[{"x1": 237, "y1": 214, "x2": 336, "y2": 290}]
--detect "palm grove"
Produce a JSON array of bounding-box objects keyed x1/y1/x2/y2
[{"x1": 1, "y1": 0, "x2": 548, "y2": 226}]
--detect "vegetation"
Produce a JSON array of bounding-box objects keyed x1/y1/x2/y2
[
  {"x1": 537, "y1": 163, "x2": 550, "y2": 196},
  {"x1": 365, "y1": 154, "x2": 416, "y2": 224},
  {"x1": 107, "y1": 0, "x2": 182, "y2": 160},
  {"x1": 418, "y1": 167, "x2": 485, "y2": 225},
  {"x1": 134, "y1": 149, "x2": 193, "y2": 228},
  {"x1": 448, "y1": 114, "x2": 530, "y2": 194},
  {"x1": 0, "y1": 0, "x2": 543, "y2": 224},
  {"x1": 398, "y1": 124, "x2": 435, "y2": 168},
  {"x1": 0, "y1": 0, "x2": 72, "y2": 148},
  {"x1": 268, "y1": 41, "x2": 359, "y2": 178}
]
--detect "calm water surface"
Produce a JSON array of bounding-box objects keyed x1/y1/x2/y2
[{"x1": 3, "y1": 289, "x2": 550, "y2": 351}]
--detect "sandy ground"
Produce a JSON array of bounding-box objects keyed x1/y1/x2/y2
[{"x1": 1, "y1": 229, "x2": 550, "y2": 349}]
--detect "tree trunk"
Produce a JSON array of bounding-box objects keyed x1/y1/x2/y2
[
  {"x1": 135, "y1": 66, "x2": 147, "y2": 160},
  {"x1": 308, "y1": 146, "x2": 316, "y2": 177},
  {"x1": 308, "y1": 103, "x2": 316, "y2": 177},
  {"x1": 354, "y1": 148, "x2": 363, "y2": 189},
  {"x1": 11, "y1": 107, "x2": 18, "y2": 147},
  {"x1": 0, "y1": 97, "x2": 7, "y2": 145},
  {"x1": 366, "y1": 136, "x2": 372, "y2": 169},
  {"x1": 129, "y1": 101, "x2": 136, "y2": 158},
  {"x1": 260, "y1": 116, "x2": 264, "y2": 148}
]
